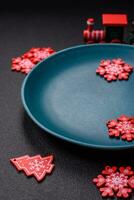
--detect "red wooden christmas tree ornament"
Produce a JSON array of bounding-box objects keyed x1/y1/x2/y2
[{"x1": 10, "y1": 155, "x2": 55, "y2": 181}]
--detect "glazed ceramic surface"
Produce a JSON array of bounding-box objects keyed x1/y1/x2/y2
[{"x1": 21, "y1": 44, "x2": 134, "y2": 149}]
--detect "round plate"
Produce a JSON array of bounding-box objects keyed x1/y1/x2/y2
[{"x1": 21, "y1": 44, "x2": 134, "y2": 149}]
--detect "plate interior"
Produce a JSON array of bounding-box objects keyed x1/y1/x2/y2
[{"x1": 23, "y1": 44, "x2": 134, "y2": 148}]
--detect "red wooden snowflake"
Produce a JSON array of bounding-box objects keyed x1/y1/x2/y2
[
  {"x1": 96, "y1": 58, "x2": 133, "y2": 82},
  {"x1": 12, "y1": 57, "x2": 35, "y2": 74},
  {"x1": 107, "y1": 115, "x2": 134, "y2": 142},
  {"x1": 10, "y1": 155, "x2": 55, "y2": 182},
  {"x1": 93, "y1": 166, "x2": 134, "y2": 198},
  {"x1": 11, "y1": 47, "x2": 55, "y2": 74}
]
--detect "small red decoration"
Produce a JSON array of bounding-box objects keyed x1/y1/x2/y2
[
  {"x1": 93, "y1": 166, "x2": 134, "y2": 199},
  {"x1": 102, "y1": 14, "x2": 128, "y2": 26},
  {"x1": 10, "y1": 155, "x2": 54, "y2": 181},
  {"x1": 107, "y1": 115, "x2": 134, "y2": 141},
  {"x1": 83, "y1": 18, "x2": 105, "y2": 43},
  {"x1": 11, "y1": 47, "x2": 55, "y2": 74},
  {"x1": 96, "y1": 58, "x2": 133, "y2": 81}
]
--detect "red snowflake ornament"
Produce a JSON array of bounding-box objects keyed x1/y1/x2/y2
[
  {"x1": 96, "y1": 58, "x2": 133, "y2": 82},
  {"x1": 12, "y1": 58, "x2": 35, "y2": 74},
  {"x1": 10, "y1": 155, "x2": 54, "y2": 181},
  {"x1": 93, "y1": 166, "x2": 134, "y2": 198},
  {"x1": 107, "y1": 115, "x2": 134, "y2": 141},
  {"x1": 11, "y1": 47, "x2": 55, "y2": 74}
]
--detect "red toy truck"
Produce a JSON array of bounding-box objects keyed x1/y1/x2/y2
[{"x1": 83, "y1": 14, "x2": 128, "y2": 44}]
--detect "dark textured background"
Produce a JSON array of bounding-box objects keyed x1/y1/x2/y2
[{"x1": 0, "y1": 1, "x2": 134, "y2": 199}]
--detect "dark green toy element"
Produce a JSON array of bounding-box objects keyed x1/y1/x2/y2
[
  {"x1": 104, "y1": 26, "x2": 124, "y2": 42},
  {"x1": 128, "y1": 21, "x2": 134, "y2": 44}
]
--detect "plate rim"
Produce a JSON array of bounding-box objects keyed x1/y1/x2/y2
[{"x1": 21, "y1": 43, "x2": 134, "y2": 150}]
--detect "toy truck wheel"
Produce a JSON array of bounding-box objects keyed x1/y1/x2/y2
[{"x1": 111, "y1": 39, "x2": 121, "y2": 43}]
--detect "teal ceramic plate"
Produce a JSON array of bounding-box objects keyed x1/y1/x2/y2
[{"x1": 21, "y1": 44, "x2": 134, "y2": 149}]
